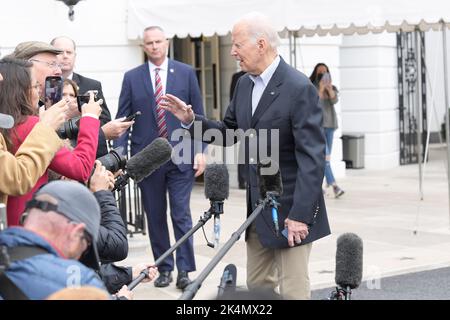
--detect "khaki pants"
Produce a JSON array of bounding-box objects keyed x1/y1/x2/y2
[{"x1": 246, "y1": 224, "x2": 312, "y2": 300}]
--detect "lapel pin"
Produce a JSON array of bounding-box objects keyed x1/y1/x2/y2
[
  {"x1": 270, "y1": 91, "x2": 275, "y2": 95},
  {"x1": 170, "y1": 68, "x2": 174, "y2": 73}
]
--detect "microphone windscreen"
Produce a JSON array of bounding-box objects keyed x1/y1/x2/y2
[
  {"x1": 204, "y1": 164, "x2": 229, "y2": 201},
  {"x1": 258, "y1": 159, "x2": 283, "y2": 199},
  {"x1": 126, "y1": 138, "x2": 172, "y2": 182},
  {"x1": 335, "y1": 233, "x2": 363, "y2": 289}
]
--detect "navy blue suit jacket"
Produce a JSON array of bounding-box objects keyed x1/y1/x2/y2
[
  {"x1": 190, "y1": 58, "x2": 330, "y2": 248},
  {"x1": 115, "y1": 60, "x2": 205, "y2": 172}
]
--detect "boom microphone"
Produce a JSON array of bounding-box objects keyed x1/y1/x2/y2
[
  {"x1": 204, "y1": 164, "x2": 229, "y2": 201},
  {"x1": 335, "y1": 233, "x2": 363, "y2": 289},
  {"x1": 257, "y1": 159, "x2": 282, "y2": 236},
  {"x1": 258, "y1": 159, "x2": 283, "y2": 199},
  {"x1": 129, "y1": 164, "x2": 228, "y2": 290},
  {"x1": 113, "y1": 138, "x2": 172, "y2": 191},
  {"x1": 204, "y1": 164, "x2": 229, "y2": 248},
  {"x1": 328, "y1": 233, "x2": 363, "y2": 300}
]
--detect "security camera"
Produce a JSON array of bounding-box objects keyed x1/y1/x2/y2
[{"x1": 56, "y1": 0, "x2": 83, "y2": 21}]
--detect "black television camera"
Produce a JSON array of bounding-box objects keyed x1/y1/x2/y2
[{"x1": 96, "y1": 146, "x2": 127, "y2": 173}]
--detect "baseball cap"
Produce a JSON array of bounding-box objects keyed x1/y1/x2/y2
[
  {"x1": 0, "y1": 112, "x2": 14, "y2": 129},
  {"x1": 31, "y1": 180, "x2": 101, "y2": 270},
  {"x1": 11, "y1": 41, "x2": 63, "y2": 60}
]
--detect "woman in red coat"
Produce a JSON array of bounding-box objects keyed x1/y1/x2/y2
[{"x1": 0, "y1": 57, "x2": 102, "y2": 226}]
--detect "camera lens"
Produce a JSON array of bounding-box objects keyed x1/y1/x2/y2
[
  {"x1": 97, "y1": 147, "x2": 127, "y2": 173},
  {"x1": 56, "y1": 116, "x2": 80, "y2": 140}
]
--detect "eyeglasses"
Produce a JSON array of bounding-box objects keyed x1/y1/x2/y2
[{"x1": 29, "y1": 59, "x2": 63, "y2": 70}]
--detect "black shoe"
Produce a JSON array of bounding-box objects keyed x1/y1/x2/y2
[
  {"x1": 154, "y1": 271, "x2": 173, "y2": 288},
  {"x1": 176, "y1": 271, "x2": 192, "y2": 290}
]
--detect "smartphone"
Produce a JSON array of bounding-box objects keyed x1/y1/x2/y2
[
  {"x1": 44, "y1": 76, "x2": 63, "y2": 109},
  {"x1": 76, "y1": 90, "x2": 98, "y2": 112},
  {"x1": 321, "y1": 72, "x2": 331, "y2": 84},
  {"x1": 123, "y1": 111, "x2": 141, "y2": 122}
]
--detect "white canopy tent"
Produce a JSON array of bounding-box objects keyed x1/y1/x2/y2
[
  {"x1": 127, "y1": 0, "x2": 450, "y2": 221},
  {"x1": 127, "y1": 0, "x2": 449, "y2": 39}
]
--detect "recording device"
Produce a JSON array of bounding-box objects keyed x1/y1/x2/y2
[
  {"x1": 128, "y1": 164, "x2": 229, "y2": 291},
  {"x1": 217, "y1": 264, "x2": 237, "y2": 299},
  {"x1": 179, "y1": 161, "x2": 283, "y2": 300},
  {"x1": 44, "y1": 76, "x2": 63, "y2": 109},
  {"x1": 96, "y1": 146, "x2": 127, "y2": 173},
  {"x1": 0, "y1": 113, "x2": 14, "y2": 129},
  {"x1": 258, "y1": 159, "x2": 282, "y2": 237},
  {"x1": 113, "y1": 137, "x2": 172, "y2": 191},
  {"x1": 0, "y1": 203, "x2": 7, "y2": 231},
  {"x1": 76, "y1": 90, "x2": 98, "y2": 112},
  {"x1": 328, "y1": 233, "x2": 363, "y2": 300},
  {"x1": 318, "y1": 72, "x2": 331, "y2": 84},
  {"x1": 123, "y1": 111, "x2": 141, "y2": 122},
  {"x1": 56, "y1": 116, "x2": 80, "y2": 140},
  {"x1": 204, "y1": 164, "x2": 229, "y2": 248}
]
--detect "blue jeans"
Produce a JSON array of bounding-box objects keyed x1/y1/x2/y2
[{"x1": 324, "y1": 127, "x2": 336, "y2": 185}]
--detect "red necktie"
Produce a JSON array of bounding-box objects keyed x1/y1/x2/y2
[{"x1": 154, "y1": 68, "x2": 168, "y2": 138}]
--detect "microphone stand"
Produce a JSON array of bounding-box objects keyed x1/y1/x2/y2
[
  {"x1": 179, "y1": 197, "x2": 270, "y2": 300},
  {"x1": 328, "y1": 286, "x2": 352, "y2": 300},
  {"x1": 128, "y1": 200, "x2": 223, "y2": 290}
]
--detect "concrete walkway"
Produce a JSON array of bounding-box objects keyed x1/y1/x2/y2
[{"x1": 119, "y1": 144, "x2": 450, "y2": 300}]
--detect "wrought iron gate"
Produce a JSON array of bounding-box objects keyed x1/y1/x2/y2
[{"x1": 397, "y1": 31, "x2": 427, "y2": 165}]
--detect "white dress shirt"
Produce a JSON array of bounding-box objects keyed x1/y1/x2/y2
[
  {"x1": 248, "y1": 55, "x2": 280, "y2": 115},
  {"x1": 148, "y1": 58, "x2": 169, "y2": 94}
]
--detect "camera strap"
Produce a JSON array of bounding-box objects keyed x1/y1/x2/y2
[{"x1": 0, "y1": 245, "x2": 50, "y2": 300}]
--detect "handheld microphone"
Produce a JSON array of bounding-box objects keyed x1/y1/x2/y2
[
  {"x1": 330, "y1": 233, "x2": 363, "y2": 300},
  {"x1": 0, "y1": 203, "x2": 7, "y2": 231},
  {"x1": 217, "y1": 263, "x2": 237, "y2": 299},
  {"x1": 113, "y1": 138, "x2": 172, "y2": 191},
  {"x1": 258, "y1": 159, "x2": 283, "y2": 236},
  {"x1": 0, "y1": 112, "x2": 14, "y2": 129},
  {"x1": 204, "y1": 164, "x2": 229, "y2": 248}
]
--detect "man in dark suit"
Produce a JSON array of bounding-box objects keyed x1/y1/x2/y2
[
  {"x1": 161, "y1": 13, "x2": 330, "y2": 299},
  {"x1": 51, "y1": 36, "x2": 133, "y2": 157},
  {"x1": 50, "y1": 36, "x2": 111, "y2": 126},
  {"x1": 114, "y1": 26, "x2": 206, "y2": 290}
]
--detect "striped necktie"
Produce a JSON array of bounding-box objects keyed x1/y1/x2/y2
[{"x1": 154, "y1": 68, "x2": 168, "y2": 138}]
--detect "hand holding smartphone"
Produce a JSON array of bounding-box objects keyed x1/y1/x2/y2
[
  {"x1": 321, "y1": 72, "x2": 331, "y2": 85},
  {"x1": 123, "y1": 111, "x2": 141, "y2": 122},
  {"x1": 76, "y1": 90, "x2": 98, "y2": 112},
  {"x1": 44, "y1": 76, "x2": 63, "y2": 109}
]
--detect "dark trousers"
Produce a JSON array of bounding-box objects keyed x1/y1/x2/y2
[{"x1": 139, "y1": 161, "x2": 196, "y2": 272}]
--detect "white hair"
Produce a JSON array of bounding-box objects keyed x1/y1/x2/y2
[{"x1": 237, "y1": 12, "x2": 280, "y2": 49}]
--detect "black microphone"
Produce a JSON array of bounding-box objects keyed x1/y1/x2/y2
[
  {"x1": 258, "y1": 159, "x2": 283, "y2": 236},
  {"x1": 331, "y1": 232, "x2": 363, "y2": 300},
  {"x1": 113, "y1": 138, "x2": 172, "y2": 191},
  {"x1": 204, "y1": 164, "x2": 229, "y2": 248},
  {"x1": 217, "y1": 263, "x2": 237, "y2": 299}
]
